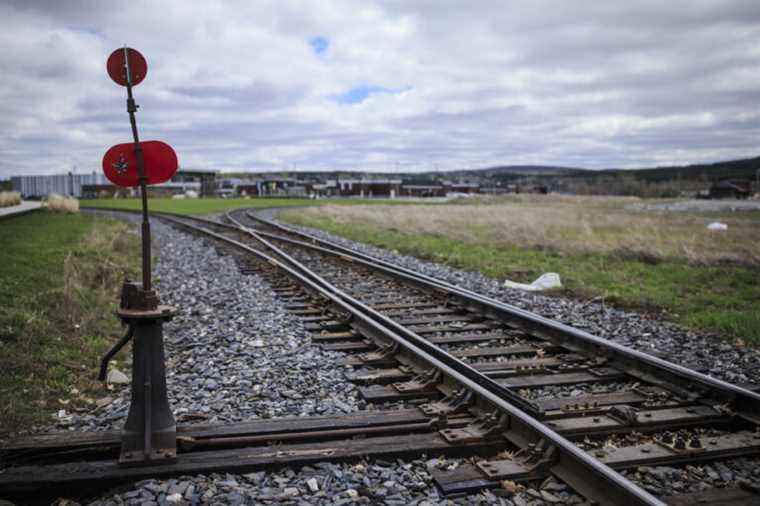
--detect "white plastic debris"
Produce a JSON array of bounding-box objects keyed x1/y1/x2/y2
[
  {"x1": 504, "y1": 273, "x2": 562, "y2": 291},
  {"x1": 55, "y1": 409, "x2": 73, "y2": 423},
  {"x1": 166, "y1": 493, "x2": 182, "y2": 505},
  {"x1": 106, "y1": 368, "x2": 129, "y2": 384},
  {"x1": 707, "y1": 222, "x2": 728, "y2": 231}
]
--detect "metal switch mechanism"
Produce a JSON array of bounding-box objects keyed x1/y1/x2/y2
[
  {"x1": 116, "y1": 281, "x2": 177, "y2": 466},
  {"x1": 99, "y1": 280, "x2": 177, "y2": 466}
]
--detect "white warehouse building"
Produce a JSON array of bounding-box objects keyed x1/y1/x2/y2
[{"x1": 11, "y1": 172, "x2": 109, "y2": 198}]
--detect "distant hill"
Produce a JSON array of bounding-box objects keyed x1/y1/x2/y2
[
  {"x1": 430, "y1": 165, "x2": 587, "y2": 177},
  {"x1": 585, "y1": 156, "x2": 760, "y2": 182}
]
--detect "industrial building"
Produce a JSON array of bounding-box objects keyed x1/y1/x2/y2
[
  {"x1": 445, "y1": 182, "x2": 480, "y2": 194},
  {"x1": 11, "y1": 172, "x2": 109, "y2": 198},
  {"x1": 316, "y1": 179, "x2": 403, "y2": 198},
  {"x1": 401, "y1": 185, "x2": 447, "y2": 197},
  {"x1": 12, "y1": 169, "x2": 218, "y2": 199},
  {"x1": 11, "y1": 170, "x2": 488, "y2": 201},
  {"x1": 171, "y1": 170, "x2": 217, "y2": 197}
]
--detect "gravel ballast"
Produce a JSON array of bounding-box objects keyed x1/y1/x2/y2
[{"x1": 58, "y1": 216, "x2": 358, "y2": 433}]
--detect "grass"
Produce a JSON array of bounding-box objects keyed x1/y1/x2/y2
[
  {"x1": 282, "y1": 195, "x2": 760, "y2": 343},
  {"x1": 80, "y1": 197, "x2": 315, "y2": 215},
  {"x1": 0, "y1": 211, "x2": 140, "y2": 434},
  {"x1": 79, "y1": 196, "x2": 424, "y2": 216}
]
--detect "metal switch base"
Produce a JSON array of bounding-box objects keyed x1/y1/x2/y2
[{"x1": 118, "y1": 307, "x2": 177, "y2": 466}]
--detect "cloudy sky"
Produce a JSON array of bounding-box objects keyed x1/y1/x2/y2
[{"x1": 2, "y1": 0, "x2": 759, "y2": 176}]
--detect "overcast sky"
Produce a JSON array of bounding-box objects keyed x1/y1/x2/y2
[{"x1": 2, "y1": 1, "x2": 759, "y2": 176}]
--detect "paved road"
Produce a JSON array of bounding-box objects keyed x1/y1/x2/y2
[{"x1": 0, "y1": 200, "x2": 42, "y2": 219}]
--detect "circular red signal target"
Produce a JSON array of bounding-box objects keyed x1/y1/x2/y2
[
  {"x1": 107, "y1": 47, "x2": 147, "y2": 86},
  {"x1": 102, "y1": 141, "x2": 178, "y2": 187}
]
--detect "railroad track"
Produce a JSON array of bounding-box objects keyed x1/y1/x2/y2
[{"x1": 2, "y1": 208, "x2": 760, "y2": 505}]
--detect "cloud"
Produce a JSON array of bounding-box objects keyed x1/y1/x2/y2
[{"x1": 1, "y1": 0, "x2": 760, "y2": 176}]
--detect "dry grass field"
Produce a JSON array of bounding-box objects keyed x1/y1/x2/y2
[
  {"x1": 294, "y1": 195, "x2": 760, "y2": 267},
  {"x1": 282, "y1": 195, "x2": 760, "y2": 341}
]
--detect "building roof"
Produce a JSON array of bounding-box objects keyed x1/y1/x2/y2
[
  {"x1": 402, "y1": 185, "x2": 444, "y2": 190},
  {"x1": 176, "y1": 170, "x2": 218, "y2": 176},
  {"x1": 331, "y1": 179, "x2": 403, "y2": 185}
]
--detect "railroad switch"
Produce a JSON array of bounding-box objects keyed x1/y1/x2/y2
[{"x1": 101, "y1": 281, "x2": 178, "y2": 466}]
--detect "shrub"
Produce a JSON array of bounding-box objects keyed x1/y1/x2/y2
[
  {"x1": 46, "y1": 194, "x2": 80, "y2": 213},
  {"x1": 0, "y1": 191, "x2": 21, "y2": 207}
]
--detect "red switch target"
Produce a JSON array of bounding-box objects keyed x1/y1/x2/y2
[
  {"x1": 102, "y1": 141, "x2": 178, "y2": 187},
  {"x1": 107, "y1": 47, "x2": 148, "y2": 86}
]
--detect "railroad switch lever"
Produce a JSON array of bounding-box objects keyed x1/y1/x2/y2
[
  {"x1": 98, "y1": 324, "x2": 134, "y2": 382},
  {"x1": 101, "y1": 46, "x2": 180, "y2": 468},
  {"x1": 114, "y1": 279, "x2": 178, "y2": 467}
]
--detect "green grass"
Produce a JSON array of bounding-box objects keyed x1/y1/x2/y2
[
  {"x1": 81, "y1": 197, "x2": 420, "y2": 216},
  {"x1": 282, "y1": 212, "x2": 760, "y2": 343},
  {"x1": 80, "y1": 197, "x2": 315, "y2": 215},
  {"x1": 0, "y1": 211, "x2": 140, "y2": 434}
]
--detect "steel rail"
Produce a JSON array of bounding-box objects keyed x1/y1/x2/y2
[
  {"x1": 240, "y1": 210, "x2": 760, "y2": 416},
  {"x1": 157, "y1": 212, "x2": 665, "y2": 506}
]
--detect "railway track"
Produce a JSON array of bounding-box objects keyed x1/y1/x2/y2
[{"x1": 2, "y1": 208, "x2": 760, "y2": 505}]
